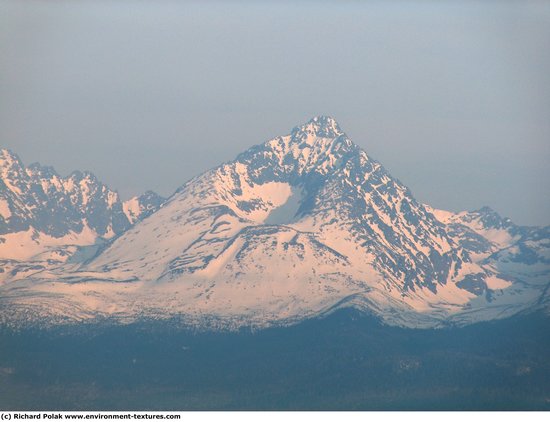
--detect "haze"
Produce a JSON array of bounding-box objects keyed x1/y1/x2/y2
[{"x1": 1, "y1": 0, "x2": 549, "y2": 225}]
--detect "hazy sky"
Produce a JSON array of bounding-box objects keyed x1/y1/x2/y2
[{"x1": 1, "y1": 1, "x2": 549, "y2": 225}]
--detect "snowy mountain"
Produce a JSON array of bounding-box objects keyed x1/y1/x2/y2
[
  {"x1": 0, "y1": 148, "x2": 164, "y2": 282},
  {"x1": 0, "y1": 117, "x2": 549, "y2": 329},
  {"x1": 427, "y1": 205, "x2": 550, "y2": 306}
]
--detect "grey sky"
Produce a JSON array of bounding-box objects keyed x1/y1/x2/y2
[{"x1": 1, "y1": 0, "x2": 549, "y2": 225}]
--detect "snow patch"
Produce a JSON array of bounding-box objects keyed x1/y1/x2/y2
[
  {"x1": 0, "y1": 199, "x2": 11, "y2": 219},
  {"x1": 0, "y1": 225, "x2": 99, "y2": 260},
  {"x1": 264, "y1": 186, "x2": 304, "y2": 225},
  {"x1": 425, "y1": 206, "x2": 455, "y2": 223},
  {"x1": 123, "y1": 197, "x2": 141, "y2": 224},
  {"x1": 485, "y1": 276, "x2": 513, "y2": 290}
]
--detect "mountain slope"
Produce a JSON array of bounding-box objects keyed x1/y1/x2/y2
[
  {"x1": 0, "y1": 118, "x2": 548, "y2": 329},
  {"x1": 0, "y1": 149, "x2": 164, "y2": 282},
  {"x1": 427, "y1": 205, "x2": 550, "y2": 313}
]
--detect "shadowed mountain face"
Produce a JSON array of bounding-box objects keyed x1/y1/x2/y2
[{"x1": 0, "y1": 117, "x2": 549, "y2": 329}]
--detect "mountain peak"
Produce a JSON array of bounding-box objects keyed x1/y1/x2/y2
[
  {"x1": 0, "y1": 148, "x2": 166, "y2": 242},
  {"x1": 292, "y1": 116, "x2": 344, "y2": 140},
  {"x1": 2, "y1": 119, "x2": 548, "y2": 332},
  {"x1": 476, "y1": 205, "x2": 496, "y2": 214},
  {"x1": 309, "y1": 115, "x2": 340, "y2": 127},
  {"x1": 0, "y1": 148, "x2": 22, "y2": 168},
  {"x1": 0, "y1": 148, "x2": 17, "y2": 157},
  {"x1": 465, "y1": 206, "x2": 515, "y2": 230},
  {"x1": 27, "y1": 162, "x2": 59, "y2": 178}
]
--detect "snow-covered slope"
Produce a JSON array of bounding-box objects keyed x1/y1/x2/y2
[
  {"x1": 426, "y1": 205, "x2": 550, "y2": 319},
  {"x1": 0, "y1": 149, "x2": 164, "y2": 283},
  {"x1": 1, "y1": 117, "x2": 549, "y2": 329}
]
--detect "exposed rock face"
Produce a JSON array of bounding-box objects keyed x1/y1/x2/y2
[{"x1": 0, "y1": 117, "x2": 548, "y2": 329}]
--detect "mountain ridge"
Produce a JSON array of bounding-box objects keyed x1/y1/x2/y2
[
  {"x1": 0, "y1": 148, "x2": 165, "y2": 283},
  {"x1": 1, "y1": 117, "x2": 549, "y2": 329}
]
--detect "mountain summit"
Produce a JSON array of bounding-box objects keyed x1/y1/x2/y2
[
  {"x1": 292, "y1": 115, "x2": 344, "y2": 138},
  {"x1": 1, "y1": 118, "x2": 549, "y2": 329},
  {"x1": 0, "y1": 148, "x2": 164, "y2": 278}
]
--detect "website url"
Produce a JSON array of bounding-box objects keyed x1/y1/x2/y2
[{"x1": 6, "y1": 414, "x2": 180, "y2": 420}]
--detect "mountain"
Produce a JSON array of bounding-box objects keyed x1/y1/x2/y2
[
  {"x1": 0, "y1": 148, "x2": 164, "y2": 283},
  {"x1": 0, "y1": 117, "x2": 549, "y2": 329},
  {"x1": 427, "y1": 205, "x2": 550, "y2": 306}
]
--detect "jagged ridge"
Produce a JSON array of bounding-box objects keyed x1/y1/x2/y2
[{"x1": 0, "y1": 117, "x2": 549, "y2": 329}]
